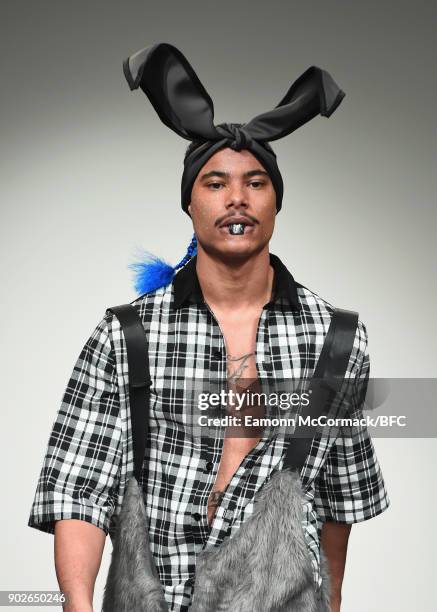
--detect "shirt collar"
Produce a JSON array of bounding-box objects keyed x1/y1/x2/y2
[{"x1": 172, "y1": 252, "x2": 301, "y2": 311}]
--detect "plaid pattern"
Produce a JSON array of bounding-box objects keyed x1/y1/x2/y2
[{"x1": 28, "y1": 253, "x2": 390, "y2": 612}]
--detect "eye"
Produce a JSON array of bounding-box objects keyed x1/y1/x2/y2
[
  {"x1": 249, "y1": 181, "x2": 265, "y2": 188},
  {"x1": 207, "y1": 182, "x2": 225, "y2": 190}
]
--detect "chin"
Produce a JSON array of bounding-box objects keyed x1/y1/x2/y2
[{"x1": 204, "y1": 238, "x2": 267, "y2": 262}]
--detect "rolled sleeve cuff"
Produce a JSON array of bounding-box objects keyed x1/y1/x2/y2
[
  {"x1": 27, "y1": 489, "x2": 113, "y2": 536},
  {"x1": 316, "y1": 487, "x2": 391, "y2": 524}
]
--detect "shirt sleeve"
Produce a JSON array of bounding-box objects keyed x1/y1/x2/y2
[
  {"x1": 27, "y1": 314, "x2": 122, "y2": 535},
  {"x1": 313, "y1": 320, "x2": 390, "y2": 524}
]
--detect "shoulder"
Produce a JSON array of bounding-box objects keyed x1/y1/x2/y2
[
  {"x1": 103, "y1": 282, "x2": 174, "y2": 329},
  {"x1": 295, "y1": 280, "x2": 368, "y2": 367},
  {"x1": 295, "y1": 280, "x2": 336, "y2": 318}
]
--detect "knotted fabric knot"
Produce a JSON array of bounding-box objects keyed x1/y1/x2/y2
[
  {"x1": 121, "y1": 42, "x2": 346, "y2": 214},
  {"x1": 215, "y1": 122, "x2": 253, "y2": 151}
]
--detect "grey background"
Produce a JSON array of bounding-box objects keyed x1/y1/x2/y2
[{"x1": 1, "y1": 1, "x2": 436, "y2": 610}]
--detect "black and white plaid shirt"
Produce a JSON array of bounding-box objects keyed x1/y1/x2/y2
[{"x1": 28, "y1": 253, "x2": 390, "y2": 611}]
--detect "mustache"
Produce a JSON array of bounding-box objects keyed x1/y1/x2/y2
[{"x1": 215, "y1": 212, "x2": 259, "y2": 227}]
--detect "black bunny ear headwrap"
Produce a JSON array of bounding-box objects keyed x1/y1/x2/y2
[{"x1": 123, "y1": 42, "x2": 345, "y2": 215}]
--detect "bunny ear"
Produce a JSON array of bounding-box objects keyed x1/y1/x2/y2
[
  {"x1": 243, "y1": 66, "x2": 345, "y2": 142},
  {"x1": 123, "y1": 42, "x2": 220, "y2": 141}
]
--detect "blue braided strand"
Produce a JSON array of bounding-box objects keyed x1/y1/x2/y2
[{"x1": 174, "y1": 233, "x2": 197, "y2": 270}]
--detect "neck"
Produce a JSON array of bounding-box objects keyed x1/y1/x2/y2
[{"x1": 195, "y1": 245, "x2": 274, "y2": 312}]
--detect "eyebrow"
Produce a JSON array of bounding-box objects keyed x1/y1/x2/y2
[{"x1": 200, "y1": 169, "x2": 270, "y2": 181}]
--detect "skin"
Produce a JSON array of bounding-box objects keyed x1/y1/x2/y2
[
  {"x1": 188, "y1": 147, "x2": 277, "y2": 527},
  {"x1": 54, "y1": 146, "x2": 349, "y2": 612},
  {"x1": 188, "y1": 146, "x2": 350, "y2": 611},
  {"x1": 188, "y1": 146, "x2": 276, "y2": 265},
  {"x1": 54, "y1": 519, "x2": 103, "y2": 611}
]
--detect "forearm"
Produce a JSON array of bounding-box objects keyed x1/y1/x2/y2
[
  {"x1": 54, "y1": 519, "x2": 106, "y2": 612},
  {"x1": 320, "y1": 521, "x2": 352, "y2": 610}
]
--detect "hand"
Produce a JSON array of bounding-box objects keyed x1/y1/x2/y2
[{"x1": 330, "y1": 596, "x2": 341, "y2": 612}]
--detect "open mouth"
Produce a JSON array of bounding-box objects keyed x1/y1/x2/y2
[{"x1": 218, "y1": 218, "x2": 255, "y2": 236}]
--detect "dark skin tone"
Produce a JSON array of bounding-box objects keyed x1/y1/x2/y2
[{"x1": 188, "y1": 146, "x2": 351, "y2": 612}]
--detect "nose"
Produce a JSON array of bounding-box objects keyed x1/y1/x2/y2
[{"x1": 225, "y1": 185, "x2": 248, "y2": 210}]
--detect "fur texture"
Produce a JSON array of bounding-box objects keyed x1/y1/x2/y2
[
  {"x1": 190, "y1": 468, "x2": 331, "y2": 612},
  {"x1": 102, "y1": 470, "x2": 331, "y2": 611},
  {"x1": 128, "y1": 249, "x2": 176, "y2": 296},
  {"x1": 102, "y1": 477, "x2": 168, "y2": 611},
  {"x1": 128, "y1": 234, "x2": 198, "y2": 295}
]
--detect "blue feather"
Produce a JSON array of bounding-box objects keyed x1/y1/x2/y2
[
  {"x1": 128, "y1": 234, "x2": 197, "y2": 296},
  {"x1": 128, "y1": 249, "x2": 176, "y2": 295}
]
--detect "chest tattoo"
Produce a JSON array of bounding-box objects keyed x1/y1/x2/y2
[{"x1": 226, "y1": 351, "x2": 255, "y2": 385}]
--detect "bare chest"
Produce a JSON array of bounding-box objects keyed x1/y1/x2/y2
[
  {"x1": 217, "y1": 315, "x2": 261, "y2": 380},
  {"x1": 206, "y1": 309, "x2": 266, "y2": 526}
]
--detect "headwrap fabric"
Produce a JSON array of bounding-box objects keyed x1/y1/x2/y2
[
  {"x1": 123, "y1": 42, "x2": 345, "y2": 213},
  {"x1": 180, "y1": 126, "x2": 284, "y2": 216}
]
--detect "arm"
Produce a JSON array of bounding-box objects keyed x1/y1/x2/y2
[
  {"x1": 320, "y1": 521, "x2": 351, "y2": 612},
  {"x1": 28, "y1": 315, "x2": 123, "y2": 609},
  {"x1": 55, "y1": 520, "x2": 105, "y2": 612},
  {"x1": 313, "y1": 320, "x2": 390, "y2": 610}
]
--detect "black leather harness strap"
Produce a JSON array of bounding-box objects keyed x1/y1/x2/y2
[
  {"x1": 283, "y1": 307, "x2": 359, "y2": 473},
  {"x1": 106, "y1": 304, "x2": 151, "y2": 483},
  {"x1": 107, "y1": 303, "x2": 358, "y2": 482}
]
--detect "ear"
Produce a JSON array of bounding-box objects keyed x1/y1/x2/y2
[
  {"x1": 123, "y1": 42, "x2": 221, "y2": 141},
  {"x1": 243, "y1": 66, "x2": 345, "y2": 142}
]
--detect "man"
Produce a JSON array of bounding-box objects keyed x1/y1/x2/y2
[{"x1": 28, "y1": 43, "x2": 390, "y2": 612}]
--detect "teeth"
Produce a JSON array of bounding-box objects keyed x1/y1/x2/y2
[{"x1": 228, "y1": 223, "x2": 245, "y2": 235}]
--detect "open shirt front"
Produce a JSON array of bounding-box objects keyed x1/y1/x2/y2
[{"x1": 28, "y1": 253, "x2": 390, "y2": 612}]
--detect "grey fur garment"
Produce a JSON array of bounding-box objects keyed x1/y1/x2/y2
[
  {"x1": 189, "y1": 468, "x2": 331, "y2": 612},
  {"x1": 102, "y1": 478, "x2": 168, "y2": 612},
  {"x1": 102, "y1": 469, "x2": 331, "y2": 611}
]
